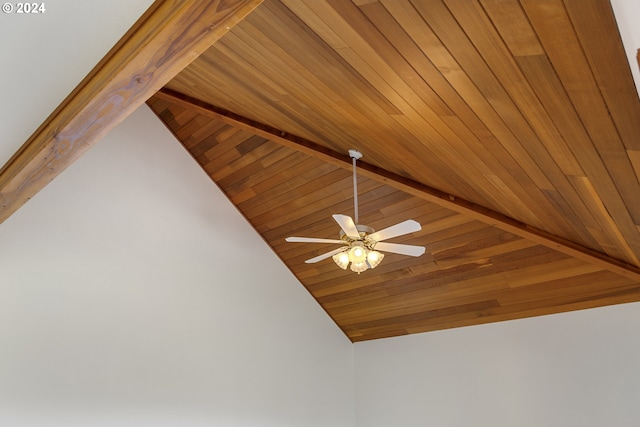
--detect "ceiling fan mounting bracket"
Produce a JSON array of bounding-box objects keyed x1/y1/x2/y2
[{"x1": 348, "y1": 149, "x2": 363, "y2": 160}]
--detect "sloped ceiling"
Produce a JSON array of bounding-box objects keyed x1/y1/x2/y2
[
  {"x1": 144, "y1": 0, "x2": 640, "y2": 341},
  {"x1": 2, "y1": 0, "x2": 640, "y2": 343}
]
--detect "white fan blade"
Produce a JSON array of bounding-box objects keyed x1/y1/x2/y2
[
  {"x1": 374, "y1": 242, "x2": 425, "y2": 257},
  {"x1": 333, "y1": 214, "x2": 360, "y2": 238},
  {"x1": 286, "y1": 237, "x2": 344, "y2": 244},
  {"x1": 305, "y1": 247, "x2": 347, "y2": 264},
  {"x1": 368, "y1": 219, "x2": 421, "y2": 242}
]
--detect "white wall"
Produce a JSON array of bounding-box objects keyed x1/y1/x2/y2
[
  {"x1": 0, "y1": 105, "x2": 355, "y2": 427},
  {"x1": 354, "y1": 302, "x2": 640, "y2": 427},
  {"x1": 0, "y1": 0, "x2": 154, "y2": 163},
  {"x1": 2, "y1": 2, "x2": 639, "y2": 426}
]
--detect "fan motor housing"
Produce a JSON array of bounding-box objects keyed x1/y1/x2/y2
[{"x1": 339, "y1": 224, "x2": 374, "y2": 240}]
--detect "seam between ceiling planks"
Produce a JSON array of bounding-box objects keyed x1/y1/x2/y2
[
  {"x1": 151, "y1": 88, "x2": 640, "y2": 283},
  {"x1": 0, "y1": 0, "x2": 263, "y2": 224}
]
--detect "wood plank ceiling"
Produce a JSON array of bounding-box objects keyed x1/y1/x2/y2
[{"x1": 148, "y1": 0, "x2": 640, "y2": 342}]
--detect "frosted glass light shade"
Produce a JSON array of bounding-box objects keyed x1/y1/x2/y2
[
  {"x1": 333, "y1": 251, "x2": 350, "y2": 269},
  {"x1": 367, "y1": 250, "x2": 384, "y2": 268},
  {"x1": 350, "y1": 260, "x2": 368, "y2": 273},
  {"x1": 349, "y1": 246, "x2": 367, "y2": 263}
]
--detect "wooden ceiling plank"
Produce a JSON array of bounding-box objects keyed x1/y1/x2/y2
[
  {"x1": 352, "y1": 279, "x2": 640, "y2": 340},
  {"x1": 513, "y1": 53, "x2": 640, "y2": 262},
  {"x1": 176, "y1": 2, "x2": 471, "y2": 193},
  {"x1": 209, "y1": 9, "x2": 409, "y2": 160},
  {"x1": 338, "y1": 1, "x2": 539, "y2": 207},
  {"x1": 505, "y1": 257, "x2": 605, "y2": 289},
  {"x1": 379, "y1": 196, "x2": 445, "y2": 218},
  {"x1": 213, "y1": 137, "x2": 273, "y2": 182},
  {"x1": 167, "y1": 49, "x2": 300, "y2": 132},
  {"x1": 314, "y1": 245, "x2": 563, "y2": 301},
  {"x1": 323, "y1": 290, "x2": 396, "y2": 311},
  {"x1": 319, "y1": 248, "x2": 564, "y2": 316},
  {"x1": 563, "y1": 0, "x2": 640, "y2": 152},
  {"x1": 570, "y1": 175, "x2": 640, "y2": 265},
  {"x1": 421, "y1": 211, "x2": 475, "y2": 234},
  {"x1": 287, "y1": 0, "x2": 417, "y2": 112},
  {"x1": 0, "y1": 0, "x2": 263, "y2": 223},
  {"x1": 407, "y1": 0, "x2": 553, "y2": 188},
  {"x1": 362, "y1": 0, "x2": 571, "y2": 228},
  {"x1": 433, "y1": 231, "x2": 521, "y2": 267},
  {"x1": 151, "y1": 89, "x2": 640, "y2": 282},
  {"x1": 443, "y1": 0, "x2": 596, "y2": 241},
  {"x1": 343, "y1": 299, "x2": 502, "y2": 336},
  {"x1": 371, "y1": 205, "x2": 453, "y2": 237},
  {"x1": 322, "y1": 268, "x2": 509, "y2": 311},
  {"x1": 403, "y1": 0, "x2": 594, "y2": 243},
  {"x1": 381, "y1": 0, "x2": 538, "y2": 179},
  {"x1": 263, "y1": 0, "x2": 401, "y2": 117},
  {"x1": 402, "y1": 289, "x2": 640, "y2": 338},
  {"x1": 222, "y1": 27, "x2": 357, "y2": 148},
  {"x1": 336, "y1": 287, "x2": 507, "y2": 326},
  {"x1": 478, "y1": 0, "x2": 544, "y2": 56},
  {"x1": 628, "y1": 150, "x2": 640, "y2": 184},
  {"x1": 261, "y1": 182, "x2": 386, "y2": 236},
  {"x1": 238, "y1": 159, "x2": 340, "y2": 214},
  {"x1": 330, "y1": 259, "x2": 540, "y2": 321},
  {"x1": 332, "y1": 0, "x2": 453, "y2": 117},
  {"x1": 512, "y1": 55, "x2": 608, "y2": 224},
  {"x1": 389, "y1": 114, "x2": 519, "y2": 215},
  {"x1": 480, "y1": 0, "x2": 583, "y2": 177},
  {"x1": 173, "y1": 115, "x2": 212, "y2": 146},
  {"x1": 284, "y1": 0, "x2": 494, "y2": 198},
  {"x1": 190, "y1": 115, "x2": 228, "y2": 143},
  {"x1": 201, "y1": 128, "x2": 252, "y2": 165},
  {"x1": 403, "y1": 291, "x2": 640, "y2": 337},
  {"x1": 496, "y1": 271, "x2": 638, "y2": 306},
  {"x1": 429, "y1": 223, "x2": 505, "y2": 254},
  {"x1": 147, "y1": 99, "x2": 227, "y2": 154},
  {"x1": 250, "y1": 2, "x2": 403, "y2": 121},
  {"x1": 522, "y1": 0, "x2": 640, "y2": 239},
  {"x1": 228, "y1": 151, "x2": 311, "y2": 199}
]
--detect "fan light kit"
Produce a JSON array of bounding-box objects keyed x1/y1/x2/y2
[{"x1": 286, "y1": 149, "x2": 425, "y2": 273}]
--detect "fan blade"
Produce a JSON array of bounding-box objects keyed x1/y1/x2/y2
[
  {"x1": 368, "y1": 219, "x2": 421, "y2": 242},
  {"x1": 305, "y1": 247, "x2": 347, "y2": 264},
  {"x1": 286, "y1": 237, "x2": 344, "y2": 244},
  {"x1": 333, "y1": 214, "x2": 360, "y2": 238},
  {"x1": 374, "y1": 242, "x2": 425, "y2": 257}
]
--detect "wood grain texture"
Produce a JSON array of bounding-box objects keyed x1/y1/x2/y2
[
  {"x1": 153, "y1": 88, "x2": 640, "y2": 283},
  {"x1": 150, "y1": 0, "x2": 640, "y2": 341},
  {"x1": 165, "y1": 0, "x2": 640, "y2": 271},
  {"x1": 148, "y1": 95, "x2": 640, "y2": 342},
  {"x1": 0, "y1": 0, "x2": 262, "y2": 223},
  {"x1": 9, "y1": 0, "x2": 639, "y2": 342}
]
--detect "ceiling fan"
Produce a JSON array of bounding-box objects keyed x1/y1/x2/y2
[{"x1": 285, "y1": 149, "x2": 425, "y2": 273}]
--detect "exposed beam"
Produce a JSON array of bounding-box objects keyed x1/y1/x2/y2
[
  {"x1": 0, "y1": 0, "x2": 262, "y2": 223},
  {"x1": 152, "y1": 88, "x2": 640, "y2": 282}
]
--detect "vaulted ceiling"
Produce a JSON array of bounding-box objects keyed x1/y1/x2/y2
[
  {"x1": 3, "y1": 0, "x2": 640, "y2": 342},
  {"x1": 147, "y1": 0, "x2": 640, "y2": 341}
]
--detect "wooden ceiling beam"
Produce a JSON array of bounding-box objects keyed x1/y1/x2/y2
[
  {"x1": 153, "y1": 88, "x2": 640, "y2": 282},
  {"x1": 0, "y1": 0, "x2": 262, "y2": 224}
]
